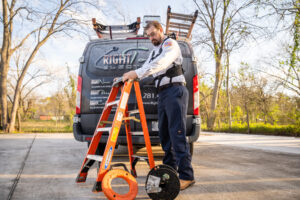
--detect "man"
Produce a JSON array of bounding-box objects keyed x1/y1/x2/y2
[{"x1": 122, "y1": 21, "x2": 195, "y2": 190}]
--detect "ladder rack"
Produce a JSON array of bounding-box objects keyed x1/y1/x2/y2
[
  {"x1": 165, "y1": 6, "x2": 198, "y2": 40},
  {"x1": 92, "y1": 17, "x2": 141, "y2": 40}
]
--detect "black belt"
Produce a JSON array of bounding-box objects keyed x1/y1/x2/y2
[{"x1": 157, "y1": 82, "x2": 185, "y2": 93}]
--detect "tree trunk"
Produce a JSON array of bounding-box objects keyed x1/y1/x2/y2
[
  {"x1": 0, "y1": 68, "x2": 8, "y2": 131},
  {"x1": 245, "y1": 105, "x2": 250, "y2": 134},
  {"x1": 17, "y1": 108, "x2": 21, "y2": 131},
  {"x1": 226, "y1": 52, "x2": 232, "y2": 129},
  {"x1": 207, "y1": 59, "x2": 222, "y2": 130},
  {"x1": 0, "y1": 60, "x2": 11, "y2": 132},
  {"x1": 8, "y1": 88, "x2": 21, "y2": 133},
  {"x1": 0, "y1": 0, "x2": 12, "y2": 132},
  {"x1": 0, "y1": 109, "x2": 2, "y2": 129}
]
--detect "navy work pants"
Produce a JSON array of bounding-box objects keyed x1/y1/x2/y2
[{"x1": 157, "y1": 85, "x2": 194, "y2": 181}]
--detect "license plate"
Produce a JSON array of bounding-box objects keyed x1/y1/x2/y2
[{"x1": 152, "y1": 121, "x2": 158, "y2": 131}]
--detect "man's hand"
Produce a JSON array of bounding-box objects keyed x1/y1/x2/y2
[{"x1": 122, "y1": 71, "x2": 138, "y2": 82}]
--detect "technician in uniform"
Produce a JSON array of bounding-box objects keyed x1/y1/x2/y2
[{"x1": 122, "y1": 21, "x2": 195, "y2": 190}]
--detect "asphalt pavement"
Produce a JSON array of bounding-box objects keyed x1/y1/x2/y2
[{"x1": 0, "y1": 132, "x2": 299, "y2": 200}]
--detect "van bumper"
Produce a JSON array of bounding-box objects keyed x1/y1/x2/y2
[
  {"x1": 73, "y1": 115, "x2": 201, "y2": 145},
  {"x1": 73, "y1": 119, "x2": 161, "y2": 145},
  {"x1": 187, "y1": 116, "x2": 201, "y2": 143}
]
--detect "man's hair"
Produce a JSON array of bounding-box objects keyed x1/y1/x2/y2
[{"x1": 145, "y1": 21, "x2": 163, "y2": 31}]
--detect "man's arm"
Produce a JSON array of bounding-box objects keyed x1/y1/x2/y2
[
  {"x1": 122, "y1": 49, "x2": 153, "y2": 82},
  {"x1": 122, "y1": 70, "x2": 138, "y2": 82},
  {"x1": 135, "y1": 39, "x2": 180, "y2": 79}
]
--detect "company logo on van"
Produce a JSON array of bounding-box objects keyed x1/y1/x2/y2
[{"x1": 95, "y1": 46, "x2": 149, "y2": 70}]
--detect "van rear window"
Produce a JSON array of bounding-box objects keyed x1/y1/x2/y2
[{"x1": 86, "y1": 40, "x2": 152, "y2": 76}]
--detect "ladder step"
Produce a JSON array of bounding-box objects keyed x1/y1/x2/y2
[
  {"x1": 128, "y1": 109, "x2": 139, "y2": 115},
  {"x1": 170, "y1": 12, "x2": 194, "y2": 19},
  {"x1": 87, "y1": 154, "x2": 103, "y2": 162},
  {"x1": 131, "y1": 131, "x2": 144, "y2": 136},
  {"x1": 123, "y1": 116, "x2": 140, "y2": 123},
  {"x1": 97, "y1": 127, "x2": 112, "y2": 132},
  {"x1": 169, "y1": 22, "x2": 191, "y2": 29},
  {"x1": 106, "y1": 100, "x2": 120, "y2": 107},
  {"x1": 132, "y1": 155, "x2": 148, "y2": 161},
  {"x1": 99, "y1": 120, "x2": 113, "y2": 125}
]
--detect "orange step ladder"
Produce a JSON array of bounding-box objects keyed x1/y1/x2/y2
[{"x1": 76, "y1": 78, "x2": 155, "y2": 199}]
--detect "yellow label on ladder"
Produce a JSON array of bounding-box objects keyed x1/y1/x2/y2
[{"x1": 111, "y1": 127, "x2": 119, "y2": 142}]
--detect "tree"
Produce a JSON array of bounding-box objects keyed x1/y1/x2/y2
[
  {"x1": 63, "y1": 64, "x2": 76, "y2": 126},
  {"x1": 198, "y1": 80, "x2": 213, "y2": 124},
  {"x1": 192, "y1": 0, "x2": 266, "y2": 129},
  {"x1": 0, "y1": 0, "x2": 100, "y2": 132},
  {"x1": 7, "y1": 46, "x2": 52, "y2": 130},
  {"x1": 232, "y1": 64, "x2": 260, "y2": 133},
  {"x1": 224, "y1": 49, "x2": 232, "y2": 128},
  {"x1": 257, "y1": 0, "x2": 300, "y2": 96}
]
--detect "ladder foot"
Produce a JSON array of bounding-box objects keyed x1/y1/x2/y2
[
  {"x1": 131, "y1": 169, "x2": 137, "y2": 178},
  {"x1": 76, "y1": 173, "x2": 87, "y2": 183},
  {"x1": 92, "y1": 181, "x2": 102, "y2": 192}
]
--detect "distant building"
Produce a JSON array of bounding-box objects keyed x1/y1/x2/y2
[{"x1": 39, "y1": 115, "x2": 64, "y2": 121}]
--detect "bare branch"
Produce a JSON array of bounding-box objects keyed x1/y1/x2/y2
[
  {"x1": 11, "y1": 28, "x2": 39, "y2": 53},
  {"x1": 23, "y1": 80, "x2": 49, "y2": 100}
]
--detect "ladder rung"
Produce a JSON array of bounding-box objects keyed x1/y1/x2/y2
[
  {"x1": 170, "y1": 13, "x2": 194, "y2": 20},
  {"x1": 128, "y1": 109, "x2": 139, "y2": 115},
  {"x1": 123, "y1": 116, "x2": 140, "y2": 123},
  {"x1": 169, "y1": 25, "x2": 190, "y2": 30},
  {"x1": 169, "y1": 22, "x2": 191, "y2": 29},
  {"x1": 87, "y1": 154, "x2": 103, "y2": 162},
  {"x1": 169, "y1": 31, "x2": 188, "y2": 37},
  {"x1": 106, "y1": 100, "x2": 119, "y2": 107},
  {"x1": 131, "y1": 131, "x2": 144, "y2": 136},
  {"x1": 169, "y1": 29, "x2": 188, "y2": 34},
  {"x1": 178, "y1": 33, "x2": 188, "y2": 37},
  {"x1": 97, "y1": 127, "x2": 112, "y2": 132},
  {"x1": 169, "y1": 16, "x2": 194, "y2": 22},
  {"x1": 132, "y1": 155, "x2": 148, "y2": 161},
  {"x1": 99, "y1": 120, "x2": 113, "y2": 125}
]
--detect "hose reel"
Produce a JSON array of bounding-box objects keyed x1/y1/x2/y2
[{"x1": 145, "y1": 164, "x2": 180, "y2": 200}]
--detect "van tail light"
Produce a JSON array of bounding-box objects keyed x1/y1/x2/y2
[
  {"x1": 193, "y1": 75, "x2": 199, "y2": 115},
  {"x1": 76, "y1": 76, "x2": 82, "y2": 114}
]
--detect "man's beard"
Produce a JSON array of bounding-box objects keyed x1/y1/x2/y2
[{"x1": 152, "y1": 39, "x2": 161, "y2": 46}]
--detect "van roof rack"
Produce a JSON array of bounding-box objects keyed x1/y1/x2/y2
[
  {"x1": 165, "y1": 6, "x2": 198, "y2": 41},
  {"x1": 92, "y1": 17, "x2": 141, "y2": 40}
]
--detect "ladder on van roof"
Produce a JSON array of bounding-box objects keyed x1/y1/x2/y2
[
  {"x1": 165, "y1": 6, "x2": 198, "y2": 40},
  {"x1": 92, "y1": 18, "x2": 141, "y2": 40}
]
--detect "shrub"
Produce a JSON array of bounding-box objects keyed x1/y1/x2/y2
[{"x1": 202, "y1": 122, "x2": 299, "y2": 137}]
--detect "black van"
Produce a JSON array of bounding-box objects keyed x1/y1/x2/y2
[{"x1": 73, "y1": 35, "x2": 201, "y2": 154}]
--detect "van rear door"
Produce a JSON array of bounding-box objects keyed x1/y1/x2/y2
[{"x1": 80, "y1": 39, "x2": 159, "y2": 135}]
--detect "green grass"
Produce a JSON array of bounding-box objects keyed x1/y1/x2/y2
[
  {"x1": 13, "y1": 120, "x2": 72, "y2": 133},
  {"x1": 202, "y1": 122, "x2": 300, "y2": 137},
  {"x1": 1, "y1": 120, "x2": 299, "y2": 137}
]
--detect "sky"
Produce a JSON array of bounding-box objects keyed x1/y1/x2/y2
[
  {"x1": 34, "y1": 0, "x2": 201, "y2": 96},
  {"x1": 1, "y1": 0, "x2": 292, "y2": 97}
]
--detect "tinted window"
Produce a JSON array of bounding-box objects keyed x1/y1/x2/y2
[{"x1": 86, "y1": 40, "x2": 152, "y2": 76}]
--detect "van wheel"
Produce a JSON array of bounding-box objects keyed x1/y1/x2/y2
[{"x1": 189, "y1": 142, "x2": 194, "y2": 156}]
